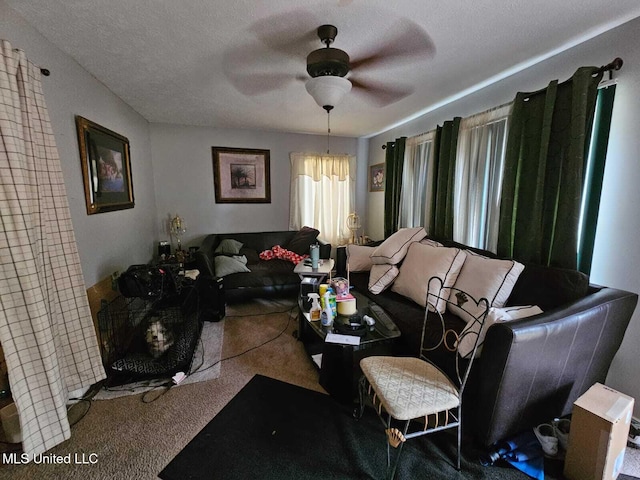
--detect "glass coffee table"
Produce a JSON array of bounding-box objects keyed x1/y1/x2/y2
[{"x1": 297, "y1": 290, "x2": 401, "y2": 403}]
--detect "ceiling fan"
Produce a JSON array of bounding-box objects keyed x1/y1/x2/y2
[
  {"x1": 304, "y1": 23, "x2": 432, "y2": 110},
  {"x1": 223, "y1": 15, "x2": 434, "y2": 109}
]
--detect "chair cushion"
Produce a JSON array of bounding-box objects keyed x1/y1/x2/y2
[{"x1": 360, "y1": 356, "x2": 459, "y2": 421}]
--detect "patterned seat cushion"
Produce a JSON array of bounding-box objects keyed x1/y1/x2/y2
[{"x1": 361, "y1": 356, "x2": 459, "y2": 421}]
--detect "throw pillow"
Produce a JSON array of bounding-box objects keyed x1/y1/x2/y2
[
  {"x1": 214, "y1": 255, "x2": 250, "y2": 276},
  {"x1": 420, "y1": 238, "x2": 443, "y2": 247},
  {"x1": 286, "y1": 226, "x2": 320, "y2": 255},
  {"x1": 391, "y1": 242, "x2": 467, "y2": 313},
  {"x1": 449, "y1": 251, "x2": 525, "y2": 323},
  {"x1": 215, "y1": 238, "x2": 243, "y2": 255},
  {"x1": 370, "y1": 227, "x2": 427, "y2": 265},
  {"x1": 368, "y1": 264, "x2": 400, "y2": 294},
  {"x1": 457, "y1": 305, "x2": 543, "y2": 359},
  {"x1": 347, "y1": 245, "x2": 375, "y2": 272}
]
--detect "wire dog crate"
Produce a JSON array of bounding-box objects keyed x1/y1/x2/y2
[{"x1": 97, "y1": 284, "x2": 201, "y2": 384}]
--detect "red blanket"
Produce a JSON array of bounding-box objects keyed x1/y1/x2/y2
[{"x1": 259, "y1": 245, "x2": 308, "y2": 264}]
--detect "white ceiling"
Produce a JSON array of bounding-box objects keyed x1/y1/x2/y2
[{"x1": 7, "y1": 0, "x2": 640, "y2": 137}]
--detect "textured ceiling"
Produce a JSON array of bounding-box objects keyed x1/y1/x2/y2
[{"x1": 7, "y1": 0, "x2": 640, "y2": 137}]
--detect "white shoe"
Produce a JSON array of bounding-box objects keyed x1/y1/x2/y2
[
  {"x1": 534, "y1": 423, "x2": 558, "y2": 457},
  {"x1": 553, "y1": 418, "x2": 570, "y2": 451}
]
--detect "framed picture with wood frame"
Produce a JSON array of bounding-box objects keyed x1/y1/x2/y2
[
  {"x1": 75, "y1": 115, "x2": 134, "y2": 214},
  {"x1": 212, "y1": 147, "x2": 271, "y2": 203},
  {"x1": 369, "y1": 162, "x2": 385, "y2": 192}
]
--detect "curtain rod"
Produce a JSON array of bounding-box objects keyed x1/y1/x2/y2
[
  {"x1": 597, "y1": 57, "x2": 623, "y2": 74},
  {"x1": 380, "y1": 58, "x2": 623, "y2": 150}
]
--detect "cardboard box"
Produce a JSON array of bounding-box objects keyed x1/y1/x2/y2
[{"x1": 564, "y1": 383, "x2": 634, "y2": 480}]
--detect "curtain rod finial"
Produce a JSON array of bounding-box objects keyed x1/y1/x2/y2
[{"x1": 611, "y1": 57, "x2": 623, "y2": 71}]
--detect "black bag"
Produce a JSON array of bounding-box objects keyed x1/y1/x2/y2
[
  {"x1": 118, "y1": 264, "x2": 169, "y2": 298},
  {"x1": 197, "y1": 276, "x2": 225, "y2": 322}
]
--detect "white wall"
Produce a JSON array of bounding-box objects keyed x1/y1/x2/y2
[
  {"x1": 149, "y1": 123, "x2": 360, "y2": 248},
  {"x1": 366, "y1": 16, "x2": 640, "y2": 414},
  {"x1": 1, "y1": 1, "x2": 157, "y2": 287}
]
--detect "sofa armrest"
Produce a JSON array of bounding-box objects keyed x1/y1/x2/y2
[
  {"x1": 193, "y1": 250, "x2": 216, "y2": 277},
  {"x1": 319, "y1": 241, "x2": 331, "y2": 259},
  {"x1": 474, "y1": 286, "x2": 637, "y2": 446},
  {"x1": 335, "y1": 245, "x2": 347, "y2": 277},
  {"x1": 200, "y1": 234, "x2": 219, "y2": 259}
]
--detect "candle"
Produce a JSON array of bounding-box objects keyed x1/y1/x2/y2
[{"x1": 337, "y1": 298, "x2": 357, "y2": 316}]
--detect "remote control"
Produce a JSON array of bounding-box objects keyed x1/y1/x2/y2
[{"x1": 368, "y1": 304, "x2": 399, "y2": 333}]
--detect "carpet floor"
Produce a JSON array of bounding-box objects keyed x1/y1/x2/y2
[
  {"x1": 1, "y1": 295, "x2": 638, "y2": 480},
  {"x1": 159, "y1": 374, "x2": 564, "y2": 480}
]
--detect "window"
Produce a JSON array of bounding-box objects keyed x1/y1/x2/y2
[
  {"x1": 398, "y1": 131, "x2": 435, "y2": 229},
  {"x1": 289, "y1": 153, "x2": 355, "y2": 246},
  {"x1": 453, "y1": 103, "x2": 511, "y2": 251}
]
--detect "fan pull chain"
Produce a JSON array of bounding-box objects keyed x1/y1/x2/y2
[{"x1": 327, "y1": 109, "x2": 331, "y2": 154}]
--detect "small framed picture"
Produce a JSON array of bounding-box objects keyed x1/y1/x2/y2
[
  {"x1": 212, "y1": 147, "x2": 271, "y2": 203},
  {"x1": 75, "y1": 116, "x2": 134, "y2": 214},
  {"x1": 369, "y1": 163, "x2": 385, "y2": 192}
]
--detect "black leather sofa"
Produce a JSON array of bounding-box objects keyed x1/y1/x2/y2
[
  {"x1": 336, "y1": 237, "x2": 637, "y2": 447},
  {"x1": 195, "y1": 230, "x2": 331, "y2": 302}
]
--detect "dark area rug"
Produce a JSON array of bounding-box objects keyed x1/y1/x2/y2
[{"x1": 159, "y1": 374, "x2": 568, "y2": 480}]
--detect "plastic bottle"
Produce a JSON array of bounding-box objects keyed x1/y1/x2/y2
[
  {"x1": 308, "y1": 293, "x2": 321, "y2": 322},
  {"x1": 321, "y1": 290, "x2": 334, "y2": 326},
  {"x1": 328, "y1": 288, "x2": 337, "y2": 318}
]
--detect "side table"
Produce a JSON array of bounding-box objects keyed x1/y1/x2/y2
[{"x1": 293, "y1": 258, "x2": 335, "y2": 281}]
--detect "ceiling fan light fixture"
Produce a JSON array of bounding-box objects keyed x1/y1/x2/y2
[{"x1": 305, "y1": 75, "x2": 352, "y2": 111}]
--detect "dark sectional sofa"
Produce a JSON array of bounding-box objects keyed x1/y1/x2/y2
[
  {"x1": 195, "y1": 229, "x2": 331, "y2": 302},
  {"x1": 336, "y1": 237, "x2": 637, "y2": 447}
]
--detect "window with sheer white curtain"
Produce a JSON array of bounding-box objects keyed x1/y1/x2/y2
[
  {"x1": 398, "y1": 131, "x2": 435, "y2": 229},
  {"x1": 453, "y1": 103, "x2": 512, "y2": 251},
  {"x1": 289, "y1": 152, "x2": 355, "y2": 246}
]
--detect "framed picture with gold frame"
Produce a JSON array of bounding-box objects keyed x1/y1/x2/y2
[
  {"x1": 369, "y1": 162, "x2": 385, "y2": 192},
  {"x1": 212, "y1": 146, "x2": 271, "y2": 203},
  {"x1": 75, "y1": 116, "x2": 134, "y2": 214}
]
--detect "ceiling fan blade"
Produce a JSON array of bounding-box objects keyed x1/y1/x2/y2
[
  {"x1": 351, "y1": 78, "x2": 414, "y2": 107},
  {"x1": 222, "y1": 41, "x2": 301, "y2": 96},
  {"x1": 249, "y1": 10, "x2": 319, "y2": 57},
  {"x1": 350, "y1": 19, "x2": 435, "y2": 71}
]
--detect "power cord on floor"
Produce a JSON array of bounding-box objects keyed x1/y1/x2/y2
[
  {"x1": 98, "y1": 302, "x2": 297, "y2": 403},
  {"x1": 188, "y1": 303, "x2": 296, "y2": 377}
]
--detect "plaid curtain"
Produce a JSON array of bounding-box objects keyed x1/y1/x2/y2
[{"x1": 0, "y1": 40, "x2": 105, "y2": 456}]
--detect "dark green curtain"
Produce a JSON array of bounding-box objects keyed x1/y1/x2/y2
[
  {"x1": 497, "y1": 67, "x2": 603, "y2": 269},
  {"x1": 383, "y1": 137, "x2": 406, "y2": 238},
  {"x1": 577, "y1": 84, "x2": 616, "y2": 274},
  {"x1": 429, "y1": 118, "x2": 461, "y2": 239}
]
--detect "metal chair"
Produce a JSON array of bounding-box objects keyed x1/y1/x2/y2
[{"x1": 356, "y1": 276, "x2": 490, "y2": 479}]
